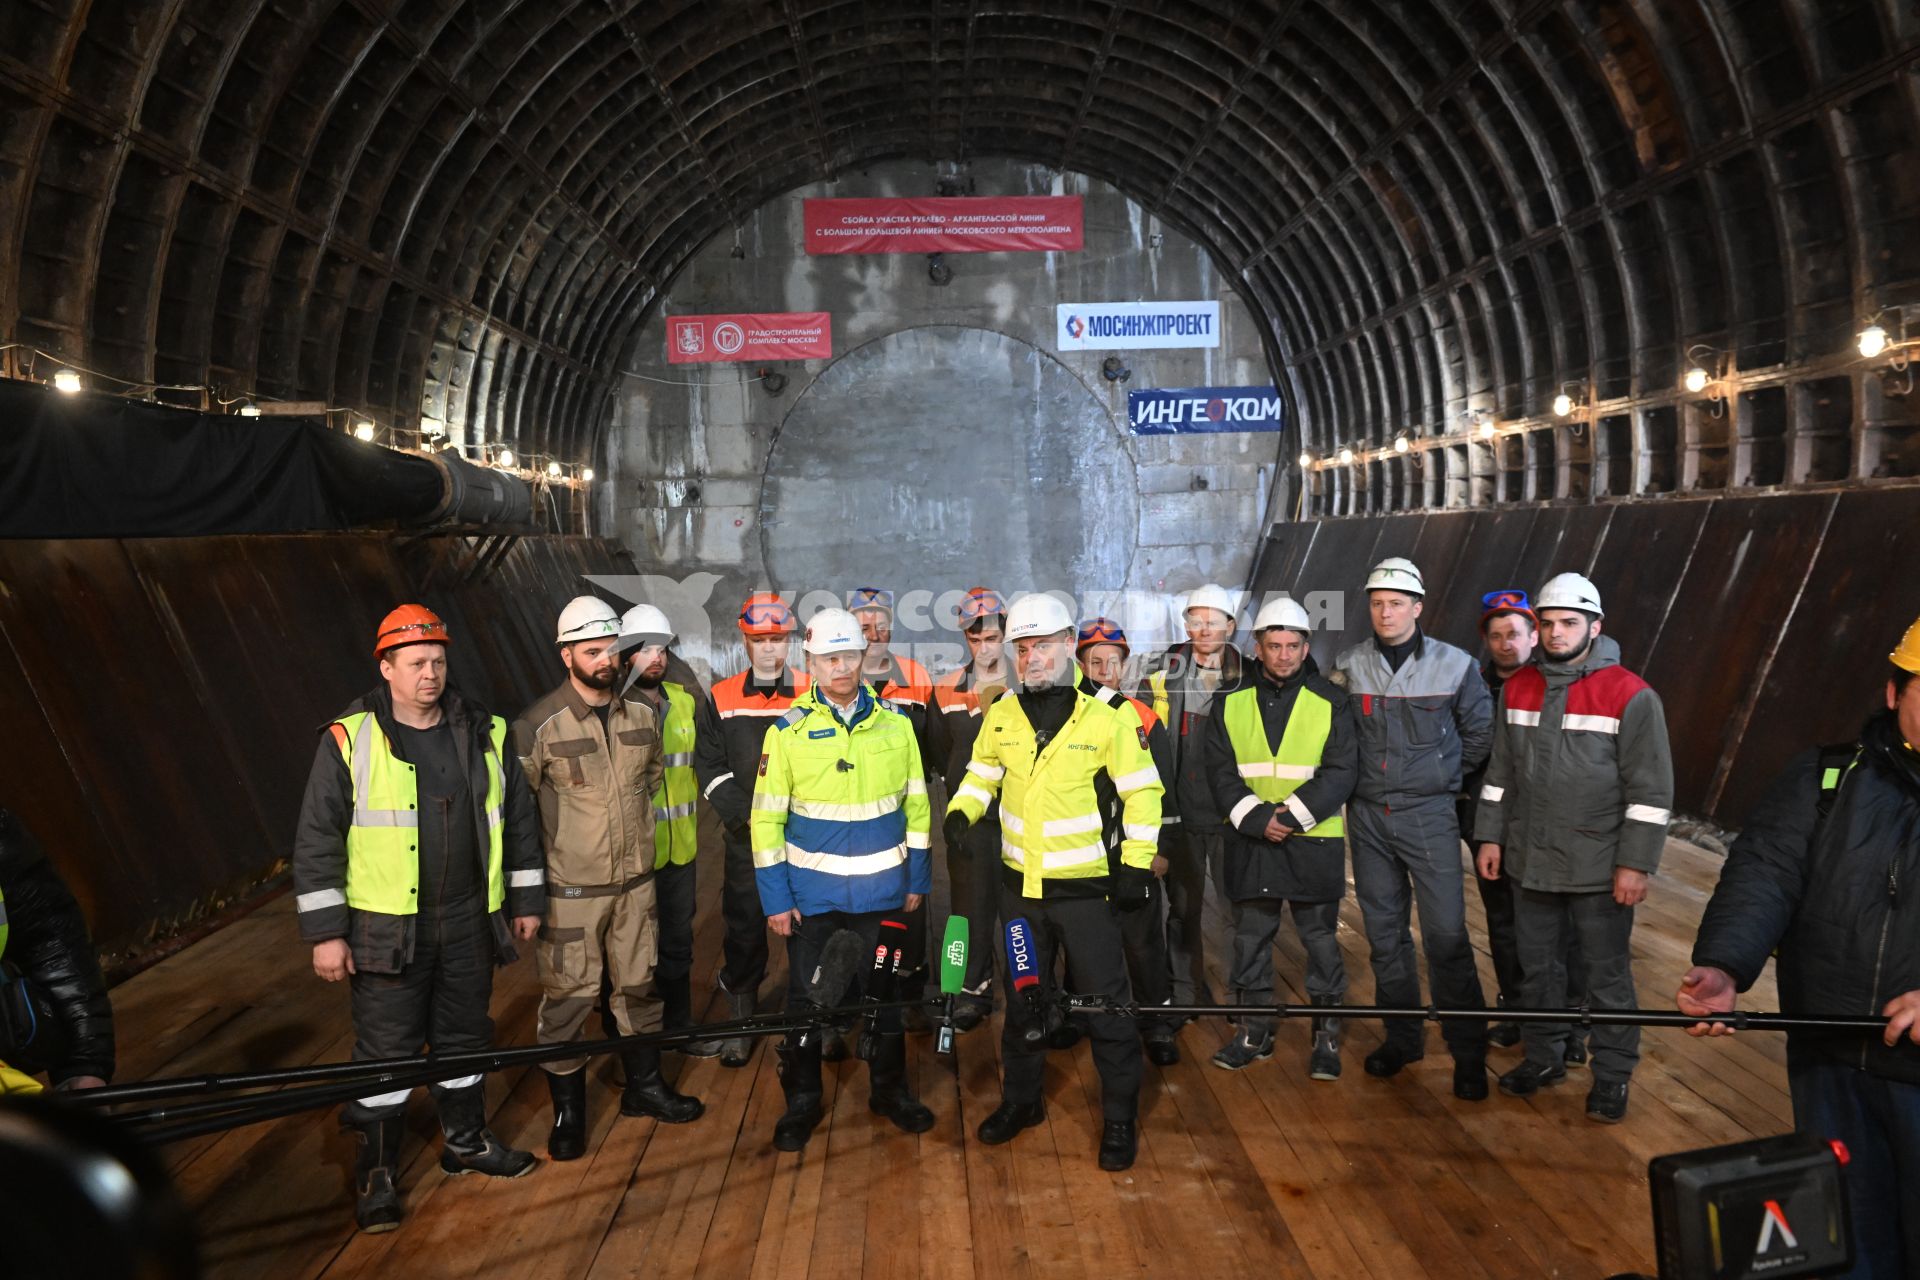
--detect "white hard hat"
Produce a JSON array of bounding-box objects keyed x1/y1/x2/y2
[
  {"x1": 1004, "y1": 594, "x2": 1076, "y2": 642},
  {"x1": 616, "y1": 603, "x2": 674, "y2": 651},
  {"x1": 1364, "y1": 556, "x2": 1424, "y2": 596},
  {"x1": 1252, "y1": 595, "x2": 1312, "y2": 635},
  {"x1": 1536, "y1": 572, "x2": 1604, "y2": 618},
  {"x1": 1183, "y1": 583, "x2": 1240, "y2": 622},
  {"x1": 802, "y1": 607, "x2": 868, "y2": 656},
  {"x1": 556, "y1": 595, "x2": 621, "y2": 644}
]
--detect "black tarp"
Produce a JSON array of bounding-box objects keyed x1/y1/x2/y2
[{"x1": 0, "y1": 382, "x2": 444, "y2": 537}]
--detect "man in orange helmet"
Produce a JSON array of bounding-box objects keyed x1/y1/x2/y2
[
  {"x1": 693, "y1": 592, "x2": 811, "y2": 1065},
  {"x1": 293, "y1": 604, "x2": 546, "y2": 1234}
]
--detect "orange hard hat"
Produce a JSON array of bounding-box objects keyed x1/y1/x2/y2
[
  {"x1": 738, "y1": 591, "x2": 796, "y2": 636},
  {"x1": 374, "y1": 604, "x2": 450, "y2": 657},
  {"x1": 1894, "y1": 613, "x2": 1920, "y2": 676}
]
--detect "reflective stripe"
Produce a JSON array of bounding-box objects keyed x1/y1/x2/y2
[
  {"x1": 1227, "y1": 794, "x2": 1261, "y2": 827},
  {"x1": 954, "y1": 782, "x2": 993, "y2": 807},
  {"x1": 1284, "y1": 794, "x2": 1316, "y2": 830},
  {"x1": 1002, "y1": 840, "x2": 1107, "y2": 870},
  {"x1": 1563, "y1": 714, "x2": 1621, "y2": 734},
  {"x1": 904, "y1": 776, "x2": 928, "y2": 796},
  {"x1": 657, "y1": 801, "x2": 696, "y2": 821},
  {"x1": 1625, "y1": 804, "x2": 1671, "y2": 824},
  {"x1": 752, "y1": 792, "x2": 790, "y2": 812},
  {"x1": 438, "y1": 1074, "x2": 482, "y2": 1090},
  {"x1": 1123, "y1": 822, "x2": 1159, "y2": 842},
  {"x1": 663, "y1": 752, "x2": 693, "y2": 767},
  {"x1": 1506, "y1": 708, "x2": 1540, "y2": 727},
  {"x1": 703, "y1": 771, "x2": 735, "y2": 799},
  {"x1": 1000, "y1": 810, "x2": 1025, "y2": 835},
  {"x1": 906, "y1": 831, "x2": 931, "y2": 850},
  {"x1": 967, "y1": 761, "x2": 1006, "y2": 782},
  {"x1": 1163, "y1": 814, "x2": 1182, "y2": 826},
  {"x1": 485, "y1": 805, "x2": 502, "y2": 828},
  {"x1": 1041, "y1": 813, "x2": 1104, "y2": 838},
  {"x1": 1111, "y1": 766, "x2": 1159, "y2": 793},
  {"x1": 509, "y1": 869, "x2": 546, "y2": 887},
  {"x1": 1479, "y1": 784, "x2": 1505, "y2": 802},
  {"x1": 719, "y1": 706, "x2": 793, "y2": 718},
  {"x1": 350, "y1": 716, "x2": 419, "y2": 828},
  {"x1": 357, "y1": 1087, "x2": 414, "y2": 1108},
  {"x1": 791, "y1": 795, "x2": 901, "y2": 822},
  {"x1": 296, "y1": 888, "x2": 347, "y2": 913},
  {"x1": 785, "y1": 844, "x2": 907, "y2": 876},
  {"x1": 1235, "y1": 762, "x2": 1317, "y2": 781}
]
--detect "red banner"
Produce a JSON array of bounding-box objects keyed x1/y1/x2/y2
[
  {"x1": 804, "y1": 196, "x2": 1084, "y2": 255},
  {"x1": 665, "y1": 312, "x2": 831, "y2": 365}
]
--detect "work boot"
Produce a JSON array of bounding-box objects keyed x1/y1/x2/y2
[
  {"x1": 976, "y1": 1098, "x2": 1046, "y2": 1145},
  {"x1": 348, "y1": 1114, "x2": 405, "y2": 1233},
  {"x1": 820, "y1": 1021, "x2": 852, "y2": 1063},
  {"x1": 1363, "y1": 1042, "x2": 1424, "y2": 1078},
  {"x1": 1098, "y1": 1119, "x2": 1138, "y2": 1172},
  {"x1": 1211, "y1": 1029, "x2": 1274, "y2": 1071},
  {"x1": 619, "y1": 1047, "x2": 704, "y2": 1123},
  {"x1": 669, "y1": 975, "x2": 722, "y2": 1059},
  {"x1": 772, "y1": 1039, "x2": 825, "y2": 1151},
  {"x1": 717, "y1": 986, "x2": 757, "y2": 1067},
  {"x1": 1489, "y1": 996, "x2": 1521, "y2": 1048},
  {"x1": 866, "y1": 1032, "x2": 935, "y2": 1134},
  {"x1": 1144, "y1": 1027, "x2": 1181, "y2": 1067},
  {"x1": 1585, "y1": 1079, "x2": 1630, "y2": 1124},
  {"x1": 1309, "y1": 995, "x2": 1343, "y2": 1081},
  {"x1": 544, "y1": 1068, "x2": 588, "y2": 1161},
  {"x1": 950, "y1": 995, "x2": 989, "y2": 1033},
  {"x1": 1452, "y1": 1058, "x2": 1490, "y2": 1101},
  {"x1": 1497, "y1": 1059, "x2": 1568, "y2": 1098},
  {"x1": 1046, "y1": 1014, "x2": 1084, "y2": 1051},
  {"x1": 436, "y1": 1086, "x2": 536, "y2": 1179},
  {"x1": 1565, "y1": 1032, "x2": 1590, "y2": 1067}
]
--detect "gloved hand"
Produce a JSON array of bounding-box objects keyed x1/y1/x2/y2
[
  {"x1": 943, "y1": 811, "x2": 971, "y2": 849},
  {"x1": 1112, "y1": 863, "x2": 1156, "y2": 911}
]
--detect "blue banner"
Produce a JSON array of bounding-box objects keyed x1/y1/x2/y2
[{"x1": 1126, "y1": 386, "x2": 1284, "y2": 435}]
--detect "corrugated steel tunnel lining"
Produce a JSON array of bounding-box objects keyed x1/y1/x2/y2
[{"x1": 5, "y1": 0, "x2": 1916, "y2": 504}]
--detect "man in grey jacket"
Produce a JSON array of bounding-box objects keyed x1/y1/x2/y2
[
  {"x1": 1474, "y1": 573, "x2": 1673, "y2": 1123},
  {"x1": 1337, "y1": 557, "x2": 1494, "y2": 1099}
]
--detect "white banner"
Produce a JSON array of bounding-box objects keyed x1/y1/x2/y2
[{"x1": 1056, "y1": 301, "x2": 1221, "y2": 350}]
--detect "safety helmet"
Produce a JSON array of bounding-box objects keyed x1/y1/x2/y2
[
  {"x1": 1252, "y1": 596, "x2": 1312, "y2": 635},
  {"x1": 1535, "y1": 572, "x2": 1605, "y2": 619},
  {"x1": 1005, "y1": 594, "x2": 1076, "y2": 642},
  {"x1": 958, "y1": 586, "x2": 1008, "y2": 626},
  {"x1": 738, "y1": 591, "x2": 796, "y2": 636},
  {"x1": 1891, "y1": 614, "x2": 1920, "y2": 676},
  {"x1": 616, "y1": 603, "x2": 674, "y2": 653},
  {"x1": 846, "y1": 586, "x2": 894, "y2": 615},
  {"x1": 803, "y1": 607, "x2": 868, "y2": 656},
  {"x1": 555, "y1": 595, "x2": 621, "y2": 644},
  {"x1": 1076, "y1": 617, "x2": 1130, "y2": 657},
  {"x1": 1364, "y1": 557, "x2": 1424, "y2": 596},
  {"x1": 1184, "y1": 583, "x2": 1239, "y2": 623},
  {"x1": 374, "y1": 604, "x2": 450, "y2": 658},
  {"x1": 1479, "y1": 588, "x2": 1536, "y2": 630}
]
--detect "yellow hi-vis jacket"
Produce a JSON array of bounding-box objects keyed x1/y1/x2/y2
[
  {"x1": 947, "y1": 667, "x2": 1163, "y2": 898},
  {"x1": 652, "y1": 681, "x2": 700, "y2": 869}
]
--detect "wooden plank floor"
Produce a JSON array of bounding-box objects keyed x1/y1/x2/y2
[{"x1": 108, "y1": 821, "x2": 1787, "y2": 1279}]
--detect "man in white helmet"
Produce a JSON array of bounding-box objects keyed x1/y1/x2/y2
[
  {"x1": 948, "y1": 593, "x2": 1164, "y2": 1171},
  {"x1": 1138, "y1": 583, "x2": 1248, "y2": 1014},
  {"x1": 1204, "y1": 596, "x2": 1358, "y2": 1079},
  {"x1": 514, "y1": 595, "x2": 703, "y2": 1165},
  {"x1": 1336, "y1": 556, "x2": 1495, "y2": 1100},
  {"x1": 1474, "y1": 572, "x2": 1672, "y2": 1123}
]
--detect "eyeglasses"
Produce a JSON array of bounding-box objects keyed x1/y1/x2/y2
[
  {"x1": 847, "y1": 587, "x2": 894, "y2": 611},
  {"x1": 1480, "y1": 589, "x2": 1531, "y2": 612},
  {"x1": 740, "y1": 599, "x2": 795, "y2": 629}
]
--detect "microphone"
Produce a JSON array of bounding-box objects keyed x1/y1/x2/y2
[
  {"x1": 858, "y1": 918, "x2": 909, "y2": 1061},
  {"x1": 1005, "y1": 917, "x2": 1046, "y2": 1046},
  {"x1": 937, "y1": 915, "x2": 968, "y2": 1055},
  {"x1": 804, "y1": 928, "x2": 866, "y2": 1009}
]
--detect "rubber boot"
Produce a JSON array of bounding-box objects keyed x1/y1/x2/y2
[
  {"x1": 349, "y1": 1114, "x2": 405, "y2": 1233},
  {"x1": 719, "y1": 987, "x2": 757, "y2": 1068},
  {"x1": 435, "y1": 1085, "x2": 536, "y2": 1179},
  {"x1": 619, "y1": 1046, "x2": 704, "y2": 1123},
  {"x1": 772, "y1": 1036, "x2": 825, "y2": 1151},
  {"x1": 866, "y1": 1032, "x2": 934, "y2": 1133},
  {"x1": 544, "y1": 1068, "x2": 588, "y2": 1161}
]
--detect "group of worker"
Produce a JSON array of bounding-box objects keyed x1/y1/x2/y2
[{"x1": 280, "y1": 566, "x2": 1920, "y2": 1279}]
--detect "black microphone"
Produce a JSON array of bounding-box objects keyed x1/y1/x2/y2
[{"x1": 804, "y1": 928, "x2": 867, "y2": 1009}]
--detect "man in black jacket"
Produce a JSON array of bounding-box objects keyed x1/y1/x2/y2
[
  {"x1": 1203, "y1": 597, "x2": 1357, "y2": 1079},
  {"x1": 0, "y1": 808, "x2": 114, "y2": 1092},
  {"x1": 1679, "y1": 614, "x2": 1920, "y2": 1279}
]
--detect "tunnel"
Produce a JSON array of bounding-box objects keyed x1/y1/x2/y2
[{"x1": 1, "y1": 2, "x2": 1918, "y2": 1276}]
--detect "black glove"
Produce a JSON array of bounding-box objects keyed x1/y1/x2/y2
[
  {"x1": 943, "y1": 811, "x2": 971, "y2": 849},
  {"x1": 1112, "y1": 864, "x2": 1156, "y2": 911}
]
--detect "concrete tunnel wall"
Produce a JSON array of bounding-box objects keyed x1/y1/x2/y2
[{"x1": 599, "y1": 158, "x2": 1287, "y2": 682}]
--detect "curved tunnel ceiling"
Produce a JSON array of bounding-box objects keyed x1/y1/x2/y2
[{"x1": 3, "y1": 1, "x2": 1917, "y2": 486}]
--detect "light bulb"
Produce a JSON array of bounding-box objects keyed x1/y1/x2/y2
[
  {"x1": 546, "y1": 460, "x2": 562, "y2": 477},
  {"x1": 1478, "y1": 420, "x2": 1496, "y2": 440},
  {"x1": 52, "y1": 369, "x2": 82, "y2": 394},
  {"x1": 1553, "y1": 393, "x2": 1574, "y2": 417},
  {"x1": 1394, "y1": 435, "x2": 1409, "y2": 453},
  {"x1": 1858, "y1": 324, "x2": 1889, "y2": 359},
  {"x1": 582, "y1": 468, "x2": 595, "y2": 481},
  {"x1": 497, "y1": 449, "x2": 515, "y2": 468},
  {"x1": 1684, "y1": 367, "x2": 1709, "y2": 394},
  {"x1": 1297, "y1": 450, "x2": 1312, "y2": 468},
  {"x1": 353, "y1": 421, "x2": 376, "y2": 441},
  {"x1": 238, "y1": 402, "x2": 261, "y2": 417},
  {"x1": 1338, "y1": 447, "x2": 1355, "y2": 465}
]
